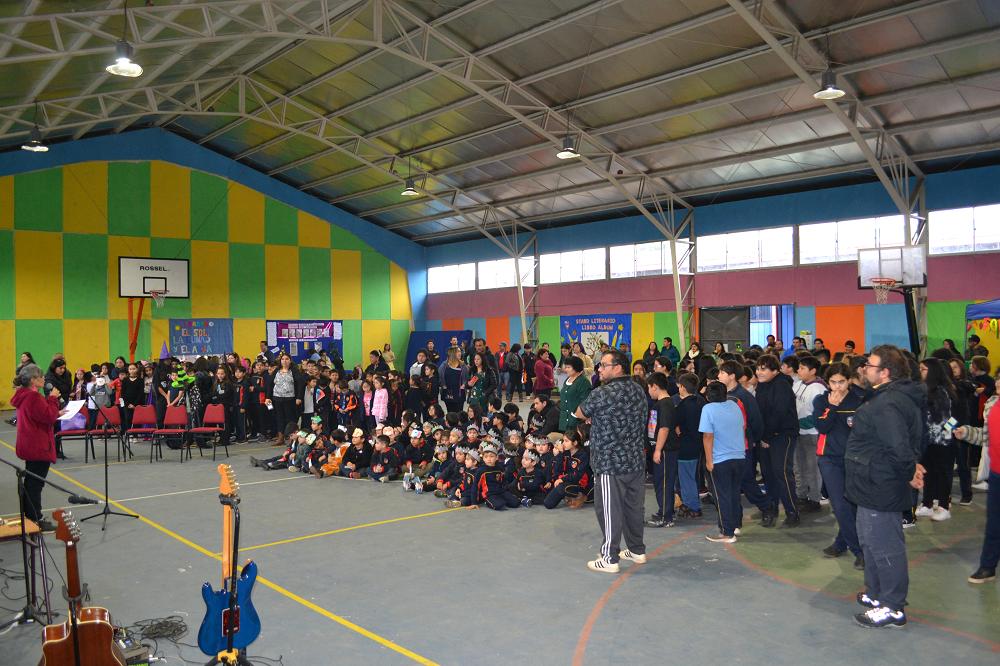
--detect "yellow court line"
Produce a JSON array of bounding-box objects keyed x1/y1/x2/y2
[
  {"x1": 56, "y1": 444, "x2": 277, "y2": 471},
  {"x1": 0, "y1": 439, "x2": 441, "y2": 666},
  {"x1": 232, "y1": 508, "x2": 461, "y2": 555}
]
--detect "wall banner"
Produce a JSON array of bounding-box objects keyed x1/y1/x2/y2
[
  {"x1": 560, "y1": 314, "x2": 631, "y2": 356},
  {"x1": 169, "y1": 318, "x2": 234, "y2": 357}
]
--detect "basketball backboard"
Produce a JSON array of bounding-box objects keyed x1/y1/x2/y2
[
  {"x1": 857, "y1": 245, "x2": 926, "y2": 289},
  {"x1": 118, "y1": 257, "x2": 190, "y2": 298}
]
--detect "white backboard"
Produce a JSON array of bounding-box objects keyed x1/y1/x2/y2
[
  {"x1": 858, "y1": 245, "x2": 926, "y2": 289},
  {"x1": 118, "y1": 257, "x2": 190, "y2": 298}
]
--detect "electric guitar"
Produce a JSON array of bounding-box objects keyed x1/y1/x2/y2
[
  {"x1": 41, "y1": 510, "x2": 126, "y2": 666},
  {"x1": 197, "y1": 465, "x2": 261, "y2": 655}
]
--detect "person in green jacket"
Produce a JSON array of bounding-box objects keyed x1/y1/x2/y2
[{"x1": 559, "y1": 356, "x2": 593, "y2": 432}]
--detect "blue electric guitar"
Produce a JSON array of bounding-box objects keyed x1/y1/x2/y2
[{"x1": 198, "y1": 465, "x2": 260, "y2": 661}]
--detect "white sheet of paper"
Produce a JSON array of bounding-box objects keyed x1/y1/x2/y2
[{"x1": 58, "y1": 400, "x2": 86, "y2": 421}]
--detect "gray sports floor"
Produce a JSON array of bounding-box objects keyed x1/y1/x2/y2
[{"x1": 1, "y1": 413, "x2": 997, "y2": 666}]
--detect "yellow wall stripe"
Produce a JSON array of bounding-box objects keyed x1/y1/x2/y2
[
  {"x1": 265, "y1": 244, "x2": 299, "y2": 319},
  {"x1": 150, "y1": 161, "x2": 190, "y2": 239},
  {"x1": 390, "y1": 261, "x2": 412, "y2": 321},
  {"x1": 298, "y1": 211, "x2": 330, "y2": 248},
  {"x1": 63, "y1": 162, "x2": 108, "y2": 235},
  {"x1": 14, "y1": 230, "x2": 62, "y2": 319},
  {"x1": 331, "y1": 249, "x2": 362, "y2": 319},
  {"x1": 362, "y1": 319, "x2": 391, "y2": 359},
  {"x1": 0, "y1": 176, "x2": 12, "y2": 229},
  {"x1": 63, "y1": 319, "x2": 111, "y2": 372},
  {"x1": 233, "y1": 319, "x2": 265, "y2": 360},
  {"x1": 0, "y1": 321, "x2": 14, "y2": 402},
  {"x1": 632, "y1": 312, "x2": 655, "y2": 356},
  {"x1": 228, "y1": 182, "x2": 265, "y2": 245},
  {"x1": 191, "y1": 240, "x2": 229, "y2": 317}
]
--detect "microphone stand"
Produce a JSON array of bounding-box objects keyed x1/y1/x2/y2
[
  {"x1": 0, "y1": 458, "x2": 97, "y2": 632},
  {"x1": 81, "y1": 405, "x2": 139, "y2": 530}
]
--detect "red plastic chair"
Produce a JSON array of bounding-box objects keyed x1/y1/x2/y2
[
  {"x1": 87, "y1": 406, "x2": 127, "y2": 463},
  {"x1": 55, "y1": 405, "x2": 91, "y2": 461},
  {"x1": 151, "y1": 406, "x2": 189, "y2": 463},
  {"x1": 188, "y1": 404, "x2": 228, "y2": 461},
  {"x1": 126, "y1": 405, "x2": 157, "y2": 439}
]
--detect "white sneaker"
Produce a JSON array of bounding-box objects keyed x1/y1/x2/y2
[
  {"x1": 587, "y1": 557, "x2": 619, "y2": 573},
  {"x1": 930, "y1": 507, "x2": 951, "y2": 522},
  {"x1": 914, "y1": 505, "x2": 935, "y2": 517},
  {"x1": 734, "y1": 528, "x2": 742, "y2": 536},
  {"x1": 620, "y1": 550, "x2": 647, "y2": 564},
  {"x1": 973, "y1": 481, "x2": 989, "y2": 491},
  {"x1": 288, "y1": 466, "x2": 299, "y2": 473}
]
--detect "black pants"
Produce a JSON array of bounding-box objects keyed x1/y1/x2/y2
[
  {"x1": 955, "y1": 440, "x2": 978, "y2": 497},
  {"x1": 535, "y1": 388, "x2": 551, "y2": 400},
  {"x1": 921, "y1": 444, "x2": 954, "y2": 509},
  {"x1": 21, "y1": 460, "x2": 50, "y2": 523},
  {"x1": 740, "y1": 443, "x2": 770, "y2": 511},
  {"x1": 651, "y1": 449, "x2": 679, "y2": 521},
  {"x1": 155, "y1": 396, "x2": 167, "y2": 429},
  {"x1": 272, "y1": 397, "x2": 296, "y2": 436},
  {"x1": 444, "y1": 400, "x2": 464, "y2": 415},
  {"x1": 484, "y1": 491, "x2": 520, "y2": 510},
  {"x1": 760, "y1": 435, "x2": 797, "y2": 515},
  {"x1": 707, "y1": 457, "x2": 744, "y2": 537},
  {"x1": 543, "y1": 482, "x2": 584, "y2": 509},
  {"x1": 594, "y1": 470, "x2": 646, "y2": 564}
]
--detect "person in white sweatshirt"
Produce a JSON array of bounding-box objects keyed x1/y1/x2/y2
[{"x1": 794, "y1": 355, "x2": 827, "y2": 513}]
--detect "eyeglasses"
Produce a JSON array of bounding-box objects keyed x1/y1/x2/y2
[
  {"x1": 598, "y1": 362, "x2": 618, "y2": 368},
  {"x1": 865, "y1": 363, "x2": 883, "y2": 370}
]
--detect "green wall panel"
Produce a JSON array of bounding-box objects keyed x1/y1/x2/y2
[
  {"x1": 15, "y1": 319, "x2": 63, "y2": 368},
  {"x1": 190, "y1": 171, "x2": 228, "y2": 241},
  {"x1": 390, "y1": 319, "x2": 411, "y2": 370},
  {"x1": 927, "y1": 300, "x2": 973, "y2": 353},
  {"x1": 264, "y1": 197, "x2": 297, "y2": 245},
  {"x1": 330, "y1": 225, "x2": 371, "y2": 252},
  {"x1": 108, "y1": 162, "x2": 150, "y2": 237},
  {"x1": 299, "y1": 247, "x2": 332, "y2": 319},
  {"x1": 110, "y1": 319, "x2": 151, "y2": 362},
  {"x1": 653, "y1": 311, "x2": 681, "y2": 350},
  {"x1": 63, "y1": 233, "x2": 108, "y2": 319},
  {"x1": 228, "y1": 243, "x2": 265, "y2": 319},
  {"x1": 15, "y1": 168, "x2": 62, "y2": 231},
  {"x1": 341, "y1": 319, "x2": 362, "y2": 370},
  {"x1": 149, "y1": 238, "x2": 191, "y2": 319},
  {"x1": 537, "y1": 316, "x2": 560, "y2": 350},
  {"x1": 0, "y1": 230, "x2": 13, "y2": 319},
  {"x1": 360, "y1": 250, "x2": 390, "y2": 319}
]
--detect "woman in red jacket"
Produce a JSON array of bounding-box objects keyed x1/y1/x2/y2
[
  {"x1": 533, "y1": 348, "x2": 556, "y2": 399},
  {"x1": 11, "y1": 364, "x2": 62, "y2": 532}
]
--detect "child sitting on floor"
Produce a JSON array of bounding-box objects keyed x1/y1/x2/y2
[
  {"x1": 509, "y1": 449, "x2": 546, "y2": 507},
  {"x1": 404, "y1": 428, "x2": 433, "y2": 475},
  {"x1": 337, "y1": 428, "x2": 373, "y2": 479},
  {"x1": 445, "y1": 448, "x2": 482, "y2": 507},
  {"x1": 478, "y1": 443, "x2": 520, "y2": 511},
  {"x1": 249, "y1": 424, "x2": 303, "y2": 470},
  {"x1": 435, "y1": 446, "x2": 467, "y2": 497},
  {"x1": 419, "y1": 444, "x2": 455, "y2": 494},
  {"x1": 367, "y1": 434, "x2": 400, "y2": 483},
  {"x1": 543, "y1": 428, "x2": 591, "y2": 509},
  {"x1": 319, "y1": 429, "x2": 349, "y2": 477}
]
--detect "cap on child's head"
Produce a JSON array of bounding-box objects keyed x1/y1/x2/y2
[
  {"x1": 503, "y1": 442, "x2": 518, "y2": 456},
  {"x1": 435, "y1": 444, "x2": 448, "y2": 454},
  {"x1": 311, "y1": 415, "x2": 323, "y2": 424},
  {"x1": 450, "y1": 427, "x2": 463, "y2": 438},
  {"x1": 455, "y1": 446, "x2": 469, "y2": 455},
  {"x1": 306, "y1": 434, "x2": 317, "y2": 444},
  {"x1": 352, "y1": 428, "x2": 365, "y2": 438},
  {"x1": 466, "y1": 424, "x2": 479, "y2": 433},
  {"x1": 382, "y1": 426, "x2": 395, "y2": 436},
  {"x1": 467, "y1": 449, "x2": 481, "y2": 462},
  {"x1": 432, "y1": 424, "x2": 443, "y2": 433},
  {"x1": 410, "y1": 428, "x2": 423, "y2": 439},
  {"x1": 297, "y1": 430, "x2": 308, "y2": 438},
  {"x1": 480, "y1": 442, "x2": 499, "y2": 455},
  {"x1": 522, "y1": 450, "x2": 539, "y2": 462}
]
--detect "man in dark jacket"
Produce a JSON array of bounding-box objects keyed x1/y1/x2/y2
[
  {"x1": 473, "y1": 338, "x2": 499, "y2": 378},
  {"x1": 754, "y1": 354, "x2": 801, "y2": 527},
  {"x1": 845, "y1": 344, "x2": 926, "y2": 629},
  {"x1": 527, "y1": 395, "x2": 560, "y2": 439}
]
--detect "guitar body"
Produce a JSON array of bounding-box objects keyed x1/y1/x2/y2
[
  {"x1": 41, "y1": 607, "x2": 126, "y2": 666},
  {"x1": 197, "y1": 560, "x2": 261, "y2": 654}
]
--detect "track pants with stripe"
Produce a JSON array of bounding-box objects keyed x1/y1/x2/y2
[
  {"x1": 650, "y1": 449, "x2": 679, "y2": 522},
  {"x1": 594, "y1": 470, "x2": 646, "y2": 564},
  {"x1": 759, "y1": 435, "x2": 798, "y2": 515}
]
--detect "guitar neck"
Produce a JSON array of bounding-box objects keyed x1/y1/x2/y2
[
  {"x1": 222, "y1": 504, "x2": 232, "y2": 588},
  {"x1": 65, "y1": 542, "x2": 82, "y2": 611}
]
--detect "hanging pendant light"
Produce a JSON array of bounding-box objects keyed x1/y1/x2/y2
[
  {"x1": 401, "y1": 177, "x2": 419, "y2": 196},
  {"x1": 556, "y1": 136, "x2": 579, "y2": 160},
  {"x1": 21, "y1": 101, "x2": 48, "y2": 152},
  {"x1": 106, "y1": 3, "x2": 142, "y2": 77},
  {"x1": 813, "y1": 69, "x2": 844, "y2": 100}
]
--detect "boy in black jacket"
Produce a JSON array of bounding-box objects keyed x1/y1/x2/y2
[
  {"x1": 232, "y1": 365, "x2": 250, "y2": 443},
  {"x1": 367, "y1": 434, "x2": 400, "y2": 482},
  {"x1": 534, "y1": 437, "x2": 555, "y2": 490},
  {"x1": 543, "y1": 432, "x2": 590, "y2": 509},
  {"x1": 420, "y1": 445, "x2": 456, "y2": 494},
  {"x1": 478, "y1": 443, "x2": 520, "y2": 510},
  {"x1": 675, "y1": 373, "x2": 706, "y2": 518},
  {"x1": 646, "y1": 372, "x2": 680, "y2": 527},
  {"x1": 754, "y1": 354, "x2": 801, "y2": 527},
  {"x1": 404, "y1": 428, "x2": 433, "y2": 475},
  {"x1": 339, "y1": 428, "x2": 374, "y2": 479},
  {"x1": 403, "y1": 375, "x2": 425, "y2": 418},
  {"x1": 435, "y1": 447, "x2": 467, "y2": 497},
  {"x1": 509, "y1": 449, "x2": 546, "y2": 507},
  {"x1": 445, "y1": 449, "x2": 484, "y2": 507}
]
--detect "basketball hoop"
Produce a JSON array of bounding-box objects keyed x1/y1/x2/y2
[
  {"x1": 148, "y1": 289, "x2": 169, "y2": 308},
  {"x1": 869, "y1": 277, "x2": 896, "y2": 305}
]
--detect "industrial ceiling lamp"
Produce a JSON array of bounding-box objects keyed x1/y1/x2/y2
[
  {"x1": 556, "y1": 135, "x2": 579, "y2": 160},
  {"x1": 21, "y1": 102, "x2": 48, "y2": 152},
  {"x1": 814, "y1": 69, "x2": 844, "y2": 100},
  {"x1": 106, "y1": 3, "x2": 143, "y2": 77},
  {"x1": 401, "y1": 177, "x2": 419, "y2": 196}
]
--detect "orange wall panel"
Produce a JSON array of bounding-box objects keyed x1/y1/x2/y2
[
  {"x1": 814, "y1": 305, "x2": 866, "y2": 353},
  {"x1": 485, "y1": 317, "x2": 509, "y2": 350},
  {"x1": 442, "y1": 319, "x2": 463, "y2": 331}
]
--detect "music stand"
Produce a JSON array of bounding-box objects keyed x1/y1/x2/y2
[{"x1": 81, "y1": 405, "x2": 139, "y2": 531}]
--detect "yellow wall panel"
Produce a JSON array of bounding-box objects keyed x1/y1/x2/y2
[
  {"x1": 63, "y1": 319, "x2": 110, "y2": 373},
  {"x1": 150, "y1": 319, "x2": 169, "y2": 359},
  {"x1": 15, "y1": 230, "x2": 62, "y2": 319},
  {"x1": 331, "y1": 249, "x2": 362, "y2": 319},
  {"x1": 191, "y1": 240, "x2": 229, "y2": 317},
  {"x1": 63, "y1": 162, "x2": 108, "y2": 234},
  {"x1": 0, "y1": 320, "x2": 14, "y2": 403},
  {"x1": 234, "y1": 319, "x2": 265, "y2": 360},
  {"x1": 264, "y1": 245, "x2": 299, "y2": 319},
  {"x1": 389, "y1": 262, "x2": 412, "y2": 321},
  {"x1": 228, "y1": 182, "x2": 265, "y2": 244},
  {"x1": 632, "y1": 312, "x2": 655, "y2": 355},
  {"x1": 108, "y1": 236, "x2": 152, "y2": 320},
  {"x1": 298, "y1": 211, "x2": 329, "y2": 248},
  {"x1": 150, "y1": 161, "x2": 190, "y2": 239},
  {"x1": 362, "y1": 319, "x2": 391, "y2": 359},
  {"x1": 0, "y1": 176, "x2": 12, "y2": 229}
]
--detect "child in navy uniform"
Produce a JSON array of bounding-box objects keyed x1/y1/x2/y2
[
  {"x1": 436, "y1": 447, "x2": 467, "y2": 497},
  {"x1": 544, "y1": 428, "x2": 591, "y2": 509},
  {"x1": 445, "y1": 449, "x2": 483, "y2": 507},
  {"x1": 367, "y1": 434, "x2": 400, "y2": 482},
  {"x1": 476, "y1": 443, "x2": 521, "y2": 510},
  {"x1": 420, "y1": 445, "x2": 456, "y2": 494},
  {"x1": 404, "y1": 428, "x2": 433, "y2": 475},
  {"x1": 338, "y1": 428, "x2": 373, "y2": 478},
  {"x1": 534, "y1": 437, "x2": 555, "y2": 491},
  {"x1": 509, "y1": 449, "x2": 546, "y2": 507}
]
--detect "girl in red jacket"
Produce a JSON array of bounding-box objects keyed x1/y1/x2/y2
[{"x1": 11, "y1": 364, "x2": 63, "y2": 532}]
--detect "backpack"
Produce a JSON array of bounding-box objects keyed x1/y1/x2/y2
[{"x1": 505, "y1": 351, "x2": 522, "y2": 373}]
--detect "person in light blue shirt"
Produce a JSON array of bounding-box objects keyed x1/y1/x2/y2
[{"x1": 699, "y1": 381, "x2": 746, "y2": 543}]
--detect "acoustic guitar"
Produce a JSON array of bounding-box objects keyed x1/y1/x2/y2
[
  {"x1": 197, "y1": 464, "x2": 260, "y2": 656},
  {"x1": 41, "y1": 510, "x2": 125, "y2": 666}
]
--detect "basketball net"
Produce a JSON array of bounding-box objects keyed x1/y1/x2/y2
[
  {"x1": 149, "y1": 290, "x2": 168, "y2": 308},
  {"x1": 869, "y1": 277, "x2": 896, "y2": 305}
]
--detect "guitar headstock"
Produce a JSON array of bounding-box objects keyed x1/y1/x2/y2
[
  {"x1": 52, "y1": 509, "x2": 82, "y2": 546},
  {"x1": 217, "y1": 464, "x2": 239, "y2": 498}
]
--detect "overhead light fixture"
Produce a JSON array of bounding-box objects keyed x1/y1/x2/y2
[
  {"x1": 106, "y1": 3, "x2": 142, "y2": 77},
  {"x1": 21, "y1": 101, "x2": 47, "y2": 152},
  {"x1": 556, "y1": 136, "x2": 579, "y2": 160},
  {"x1": 813, "y1": 69, "x2": 844, "y2": 100},
  {"x1": 401, "y1": 177, "x2": 419, "y2": 196}
]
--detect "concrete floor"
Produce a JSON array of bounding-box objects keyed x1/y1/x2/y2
[{"x1": 0, "y1": 411, "x2": 998, "y2": 666}]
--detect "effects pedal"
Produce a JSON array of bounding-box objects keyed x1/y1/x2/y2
[{"x1": 114, "y1": 629, "x2": 151, "y2": 665}]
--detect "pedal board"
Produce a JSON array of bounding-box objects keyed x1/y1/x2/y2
[{"x1": 114, "y1": 630, "x2": 151, "y2": 665}]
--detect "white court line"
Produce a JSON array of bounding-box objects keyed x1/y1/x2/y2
[{"x1": 114, "y1": 473, "x2": 311, "y2": 502}]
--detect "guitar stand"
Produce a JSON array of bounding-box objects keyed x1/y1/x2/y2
[{"x1": 205, "y1": 649, "x2": 253, "y2": 666}]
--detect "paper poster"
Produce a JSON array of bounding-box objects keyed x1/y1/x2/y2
[
  {"x1": 169, "y1": 318, "x2": 234, "y2": 356},
  {"x1": 560, "y1": 314, "x2": 632, "y2": 356}
]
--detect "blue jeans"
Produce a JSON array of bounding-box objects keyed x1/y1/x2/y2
[
  {"x1": 982, "y1": 471, "x2": 1000, "y2": 570},
  {"x1": 857, "y1": 507, "x2": 908, "y2": 611},
  {"x1": 678, "y1": 459, "x2": 700, "y2": 512},
  {"x1": 707, "y1": 457, "x2": 745, "y2": 537},
  {"x1": 817, "y1": 455, "x2": 861, "y2": 556},
  {"x1": 499, "y1": 371, "x2": 510, "y2": 398}
]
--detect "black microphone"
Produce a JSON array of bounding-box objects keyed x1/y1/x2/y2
[
  {"x1": 68, "y1": 494, "x2": 100, "y2": 505},
  {"x1": 44, "y1": 382, "x2": 53, "y2": 392}
]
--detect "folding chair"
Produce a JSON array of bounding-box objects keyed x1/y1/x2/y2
[
  {"x1": 55, "y1": 405, "x2": 91, "y2": 461},
  {"x1": 151, "y1": 406, "x2": 189, "y2": 463},
  {"x1": 126, "y1": 405, "x2": 157, "y2": 458},
  {"x1": 87, "y1": 406, "x2": 128, "y2": 463},
  {"x1": 188, "y1": 404, "x2": 228, "y2": 461}
]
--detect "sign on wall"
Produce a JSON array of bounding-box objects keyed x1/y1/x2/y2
[
  {"x1": 266, "y1": 320, "x2": 344, "y2": 364},
  {"x1": 560, "y1": 315, "x2": 631, "y2": 356},
  {"x1": 169, "y1": 318, "x2": 234, "y2": 356}
]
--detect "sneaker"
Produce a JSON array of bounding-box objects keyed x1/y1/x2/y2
[
  {"x1": 434, "y1": 489, "x2": 447, "y2": 498},
  {"x1": 822, "y1": 545, "x2": 847, "y2": 558},
  {"x1": 249, "y1": 456, "x2": 259, "y2": 467},
  {"x1": 854, "y1": 607, "x2": 906, "y2": 629},
  {"x1": 313, "y1": 468, "x2": 325, "y2": 478},
  {"x1": 444, "y1": 500, "x2": 461, "y2": 508},
  {"x1": 706, "y1": 533, "x2": 736, "y2": 543},
  {"x1": 781, "y1": 513, "x2": 800, "y2": 528},
  {"x1": 930, "y1": 507, "x2": 951, "y2": 522},
  {"x1": 350, "y1": 472, "x2": 362, "y2": 479},
  {"x1": 734, "y1": 528, "x2": 741, "y2": 536},
  {"x1": 521, "y1": 497, "x2": 532, "y2": 508},
  {"x1": 959, "y1": 494, "x2": 973, "y2": 506},
  {"x1": 646, "y1": 519, "x2": 666, "y2": 528},
  {"x1": 35, "y1": 518, "x2": 57, "y2": 533},
  {"x1": 414, "y1": 484, "x2": 423, "y2": 494},
  {"x1": 968, "y1": 567, "x2": 996, "y2": 584},
  {"x1": 702, "y1": 494, "x2": 715, "y2": 506},
  {"x1": 854, "y1": 555, "x2": 865, "y2": 570},
  {"x1": 687, "y1": 509, "x2": 704, "y2": 519},
  {"x1": 587, "y1": 557, "x2": 620, "y2": 574},
  {"x1": 402, "y1": 479, "x2": 413, "y2": 492},
  {"x1": 973, "y1": 481, "x2": 988, "y2": 491},
  {"x1": 914, "y1": 505, "x2": 935, "y2": 517},
  {"x1": 819, "y1": 498, "x2": 830, "y2": 505},
  {"x1": 800, "y1": 500, "x2": 822, "y2": 514},
  {"x1": 760, "y1": 505, "x2": 776, "y2": 528},
  {"x1": 288, "y1": 466, "x2": 300, "y2": 473},
  {"x1": 379, "y1": 476, "x2": 390, "y2": 483},
  {"x1": 856, "y1": 592, "x2": 880, "y2": 609},
  {"x1": 620, "y1": 550, "x2": 647, "y2": 564},
  {"x1": 257, "y1": 435, "x2": 267, "y2": 443},
  {"x1": 902, "y1": 517, "x2": 917, "y2": 529}
]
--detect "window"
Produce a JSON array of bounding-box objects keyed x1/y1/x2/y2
[
  {"x1": 517, "y1": 257, "x2": 536, "y2": 287},
  {"x1": 560, "y1": 251, "x2": 583, "y2": 282},
  {"x1": 539, "y1": 253, "x2": 561, "y2": 284},
  {"x1": 662, "y1": 240, "x2": 692, "y2": 274},
  {"x1": 695, "y1": 227, "x2": 793, "y2": 272},
  {"x1": 635, "y1": 242, "x2": 663, "y2": 277},
  {"x1": 696, "y1": 234, "x2": 727, "y2": 272},
  {"x1": 477, "y1": 260, "x2": 497, "y2": 290},
  {"x1": 930, "y1": 204, "x2": 1000, "y2": 254},
  {"x1": 458, "y1": 263, "x2": 476, "y2": 291},
  {"x1": 477, "y1": 258, "x2": 517, "y2": 290},
  {"x1": 610, "y1": 245, "x2": 635, "y2": 278},
  {"x1": 427, "y1": 265, "x2": 457, "y2": 294},
  {"x1": 799, "y1": 222, "x2": 837, "y2": 264},
  {"x1": 610, "y1": 241, "x2": 691, "y2": 278},
  {"x1": 759, "y1": 227, "x2": 793, "y2": 267},
  {"x1": 976, "y1": 204, "x2": 1000, "y2": 251},
  {"x1": 582, "y1": 248, "x2": 606, "y2": 281},
  {"x1": 799, "y1": 215, "x2": 905, "y2": 264}
]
